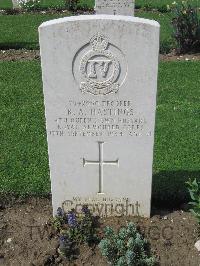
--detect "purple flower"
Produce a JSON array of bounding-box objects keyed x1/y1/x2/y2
[
  {"x1": 59, "y1": 235, "x2": 70, "y2": 248},
  {"x1": 56, "y1": 207, "x2": 64, "y2": 217},
  {"x1": 59, "y1": 235, "x2": 67, "y2": 244},
  {"x1": 67, "y1": 212, "x2": 77, "y2": 227},
  {"x1": 82, "y1": 205, "x2": 90, "y2": 215}
]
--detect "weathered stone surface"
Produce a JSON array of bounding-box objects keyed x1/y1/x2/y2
[{"x1": 39, "y1": 15, "x2": 160, "y2": 217}]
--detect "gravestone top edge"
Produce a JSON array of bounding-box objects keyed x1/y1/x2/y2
[{"x1": 39, "y1": 15, "x2": 160, "y2": 30}]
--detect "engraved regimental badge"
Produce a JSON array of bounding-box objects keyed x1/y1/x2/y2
[{"x1": 73, "y1": 33, "x2": 127, "y2": 96}]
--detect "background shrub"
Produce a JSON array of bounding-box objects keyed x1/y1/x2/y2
[
  {"x1": 18, "y1": 0, "x2": 41, "y2": 10},
  {"x1": 171, "y1": 1, "x2": 200, "y2": 53},
  {"x1": 65, "y1": 0, "x2": 78, "y2": 11}
]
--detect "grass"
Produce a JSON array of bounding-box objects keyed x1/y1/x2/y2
[
  {"x1": 153, "y1": 61, "x2": 200, "y2": 206},
  {"x1": 0, "y1": 13, "x2": 67, "y2": 50},
  {"x1": 0, "y1": 61, "x2": 200, "y2": 206},
  {"x1": 0, "y1": 0, "x2": 13, "y2": 9},
  {"x1": 0, "y1": 11, "x2": 174, "y2": 53},
  {"x1": 0, "y1": 61, "x2": 50, "y2": 195}
]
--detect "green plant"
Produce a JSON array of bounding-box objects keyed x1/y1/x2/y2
[
  {"x1": 65, "y1": 0, "x2": 78, "y2": 11},
  {"x1": 143, "y1": 3, "x2": 153, "y2": 11},
  {"x1": 186, "y1": 178, "x2": 200, "y2": 223},
  {"x1": 53, "y1": 206, "x2": 100, "y2": 259},
  {"x1": 18, "y1": 0, "x2": 41, "y2": 10},
  {"x1": 171, "y1": 0, "x2": 200, "y2": 53},
  {"x1": 157, "y1": 5, "x2": 168, "y2": 13},
  {"x1": 99, "y1": 223, "x2": 156, "y2": 266}
]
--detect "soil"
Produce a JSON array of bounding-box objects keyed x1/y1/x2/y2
[
  {"x1": 0, "y1": 8, "x2": 94, "y2": 16},
  {"x1": 160, "y1": 52, "x2": 200, "y2": 62},
  {"x1": 1, "y1": 49, "x2": 200, "y2": 62},
  {"x1": 0, "y1": 50, "x2": 40, "y2": 61},
  {"x1": 0, "y1": 197, "x2": 200, "y2": 266}
]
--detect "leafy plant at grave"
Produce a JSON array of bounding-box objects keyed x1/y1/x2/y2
[
  {"x1": 65, "y1": 0, "x2": 78, "y2": 11},
  {"x1": 17, "y1": 0, "x2": 41, "y2": 10},
  {"x1": 143, "y1": 3, "x2": 153, "y2": 11},
  {"x1": 157, "y1": 5, "x2": 168, "y2": 13},
  {"x1": 53, "y1": 206, "x2": 100, "y2": 259},
  {"x1": 186, "y1": 178, "x2": 200, "y2": 224},
  {"x1": 99, "y1": 223, "x2": 156, "y2": 266},
  {"x1": 170, "y1": 0, "x2": 200, "y2": 53}
]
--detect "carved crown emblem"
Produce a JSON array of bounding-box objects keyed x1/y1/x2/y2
[
  {"x1": 90, "y1": 33, "x2": 109, "y2": 52},
  {"x1": 72, "y1": 32, "x2": 127, "y2": 96}
]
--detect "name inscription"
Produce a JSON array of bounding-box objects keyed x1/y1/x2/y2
[{"x1": 49, "y1": 99, "x2": 151, "y2": 138}]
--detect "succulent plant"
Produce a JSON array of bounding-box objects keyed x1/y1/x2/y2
[{"x1": 99, "y1": 222, "x2": 156, "y2": 266}]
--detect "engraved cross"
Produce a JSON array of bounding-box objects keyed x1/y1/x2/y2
[{"x1": 83, "y1": 141, "x2": 119, "y2": 194}]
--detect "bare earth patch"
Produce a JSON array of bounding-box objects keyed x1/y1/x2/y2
[
  {"x1": 0, "y1": 198, "x2": 200, "y2": 265},
  {"x1": 0, "y1": 49, "x2": 40, "y2": 61},
  {"x1": 160, "y1": 52, "x2": 200, "y2": 62},
  {"x1": 1, "y1": 49, "x2": 200, "y2": 62}
]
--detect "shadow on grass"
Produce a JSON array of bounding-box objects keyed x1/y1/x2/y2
[
  {"x1": 0, "y1": 171, "x2": 199, "y2": 211},
  {"x1": 0, "y1": 42, "x2": 39, "y2": 50},
  {"x1": 152, "y1": 170, "x2": 200, "y2": 209}
]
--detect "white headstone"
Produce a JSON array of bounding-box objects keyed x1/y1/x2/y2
[
  {"x1": 95, "y1": 0, "x2": 135, "y2": 16},
  {"x1": 12, "y1": 0, "x2": 20, "y2": 8},
  {"x1": 39, "y1": 15, "x2": 160, "y2": 218}
]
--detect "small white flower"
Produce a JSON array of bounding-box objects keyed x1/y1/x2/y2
[{"x1": 17, "y1": 0, "x2": 40, "y2": 8}]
